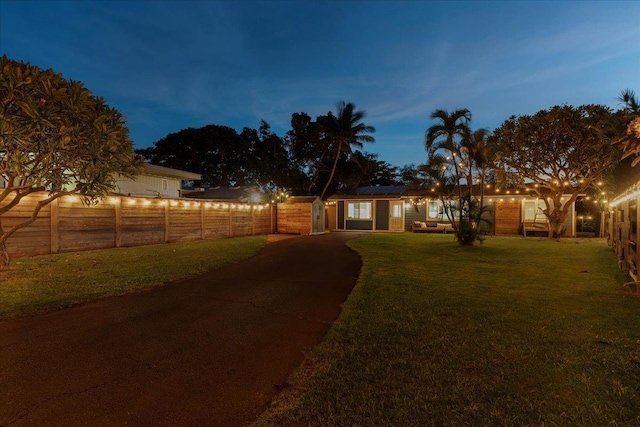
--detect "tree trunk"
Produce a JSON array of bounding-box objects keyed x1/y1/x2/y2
[
  {"x1": 0, "y1": 241, "x2": 9, "y2": 271},
  {"x1": 320, "y1": 139, "x2": 343, "y2": 200}
]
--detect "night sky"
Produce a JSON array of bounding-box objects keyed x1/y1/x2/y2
[{"x1": 1, "y1": 0, "x2": 639, "y2": 167}]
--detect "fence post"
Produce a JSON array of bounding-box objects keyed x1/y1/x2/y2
[
  {"x1": 251, "y1": 205, "x2": 255, "y2": 236},
  {"x1": 200, "y1": 201, "x2": 205, "y2": 240},
  {"x1": 50, "y1": 197, "x2": 59, "y2": 254},
  {"x1": 114, "y1": 196, "x2": 122, "y2": 248},
  {"x1": 164, "y1": 201, "x2": 170, "y2": 243}
]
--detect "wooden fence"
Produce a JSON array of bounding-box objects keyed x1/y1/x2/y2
[{"x1": 1, "y1": 192, "x2": 274, "y2": 258}]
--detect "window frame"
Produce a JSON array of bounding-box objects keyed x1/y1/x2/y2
[{"x1": 346, "y1": 201, "x2": 373, "y2": 220}]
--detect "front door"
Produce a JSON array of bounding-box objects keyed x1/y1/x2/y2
[{"x1": 389, "y1": 201, "x2": 404, "y2": 232}]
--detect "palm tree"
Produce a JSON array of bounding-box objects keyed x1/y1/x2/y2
[
  {"x1": 463, "y1": 128, "x2": 495, "y2": 211},
  {"x1": 318, "y1": 101, "x2": 375, "y2": 199},
  {"x1": 618, "y1": 89, "x2": 639, "y2": 116},
  {"x1": 425, "y1": 109, "x2": 472, "y2": 215}
]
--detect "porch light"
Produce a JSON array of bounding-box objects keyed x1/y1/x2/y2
[
  {"x1": 143, "y1": 199, "x2": 151, "y2": 206},
  {"x1": 109, "y1": 197, "x2": 118, "y2": 204}
]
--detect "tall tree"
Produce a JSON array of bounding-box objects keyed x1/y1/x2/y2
[
  {"x1": 425, "y1": 109, "x2": 471, "y2": 202},
  {"x1": 317, "y1": 101, "x2": 375, "y2": 199},
  {"x1": 138, "y1": 124, "x2": 252, "y2": 186},
  {"x1": 491, "y1": 104, "x2": 620, "y2": 238},
  {"x1": 284, "y1": 112, "x2": 326, "y2": 194},
  {"x1": 0, "y1": 55, "x2": 140, "y2": 269},
  {"x1": 425, "y1": 108, "x2": 486, "y2": 244},
  {"x1": 463, "y1": 128, "x2": 497, "y2": 213},
  {"x1": 243, "y1": 120, "x2": 292, "y2": 191}
]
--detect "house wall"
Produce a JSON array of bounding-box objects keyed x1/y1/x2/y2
[
  {"x1": 494, "y1": 201, "x2": 521, "y2": 235},
  {"x1": 404, "y1": 203, "x2": 426, "y2": 231},
  {"x1": 331, "y1": 198, "x2": 404, "y2": 231},
  {"x1": 1, "y1": 192, "x2": 273, "y2": 259},
  {"x1": 114, "y1": 174, "x2": 182, "y2": 198},
  {"x1": 326, "y1": 204, "x2": 337, "y2": 230}
]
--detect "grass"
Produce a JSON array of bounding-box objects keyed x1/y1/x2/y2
[
  {"x1": 254, "y1": 234, "x2": 640, "y2": 427},
  {"x1": 0, "y1": 235, "x2": 266, "y2": 319}
]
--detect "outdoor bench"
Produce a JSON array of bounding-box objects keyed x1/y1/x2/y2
[{"x1": 522, "y1": 221, "x2": 549, "y2": 236}]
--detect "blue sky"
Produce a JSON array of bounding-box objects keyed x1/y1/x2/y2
[{"x1": 1, "y1": 0, "x2": 639, "y2": 167}]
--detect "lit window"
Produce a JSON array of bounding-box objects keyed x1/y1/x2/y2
[
  {"x1": 428, "y1": 201, "x2": 443, "y2": 219},
  {"x1": 524, "y1": 200, "x2": 546, "y2": 221},
  {"x1": 392, "y1": 203, "x2": 402, "y2": 218},
  {"x1": 347, "y1": 202, "x2": 372, "y2": 220}
]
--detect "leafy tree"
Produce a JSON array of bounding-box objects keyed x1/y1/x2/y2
[
  {"x1": 336, "y1": 151, "x2": 400, "y2": 189},
  {"x1": 138, "y1": 124, "x2": 252, "y2": 186},
  {"x1": 491, "y1": 104, "x2": 620, "y2": 238},
  {"x1": 0, "y1": 55, "x2": 140, "y2": 269},
  {"x1": 284, "y1": 112, "x2": 328, "y2": 195},
  {"x1": 241, "y1": 120, "x2": 293, "y2": 192},
  {"x1": 317, "y1": 101, "x2": 375, "y2": 199}
]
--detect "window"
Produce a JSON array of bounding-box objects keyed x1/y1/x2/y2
[
  {"x1": 162, "y1": 179, "x2": 168, "y2": 192},
  {"x1": 428, "y1": 201, "x2": 443, "y2": 219},
  {"x1": 524, "y1": 199, "x2": 546, "y2": 221},
  {"x1": 347, "y1": 202, "x2": 372, "y2": 220},
  {"x1": 392, "y1": 203, "x2": 402, "y2": 218}
]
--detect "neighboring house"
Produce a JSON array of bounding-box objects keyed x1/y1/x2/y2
[
  {"x1": 113, "y1": 163, "x2": 201, "y2": 198},
  {"x1": 326, "y1": 185, "x2": 578, "y2": 236},
  {"x1": 183, "y1": 185, "x2": 264, "y2": 203}
]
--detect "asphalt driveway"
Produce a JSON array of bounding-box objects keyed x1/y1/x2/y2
[{"x1": 0, "y1": 232, "x2": 363, "y2": 427}]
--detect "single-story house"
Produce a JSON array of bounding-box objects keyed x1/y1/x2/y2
[
  {"x1": 113, "y1": 163, "x2": 201, "y2": 198},
  {"x1": 183, "y1": 185, "x2": 264, "y2": 203},
  {"x1": 326, "y1": 185, "x2": 578, "y2": 236}
]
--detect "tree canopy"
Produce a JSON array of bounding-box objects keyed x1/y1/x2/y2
[
  {"x1": 491, "y1": 104, "x2": 620, "y2": 237},
  {"x1": 0, "y1": 55, "x2": 141, "y2": 269}
]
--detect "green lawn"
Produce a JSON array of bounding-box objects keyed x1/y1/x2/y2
[
  {"x1": 255, "y1": 234, "x2": 640, "y2": 426},
  {"x1": 0, "y1": 235, "x2": 266, "y2": 319}
]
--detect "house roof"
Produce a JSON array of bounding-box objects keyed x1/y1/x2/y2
[
  {"x1": 327, "y1": 185, "x2": 407, "y2": 200},
  {"x1": 185, "y1": 185, "x2": 263, "y2": 203},
  {"x1": 143, "y1": 163, "x2": 201, "y2": 180},
  {"x1": 328, "y1": 184, "x2": 579, "y2": 200}
]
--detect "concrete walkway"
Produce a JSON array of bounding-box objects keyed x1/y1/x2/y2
[{"x1": 0, "y1": 232, "x2": 363, "y2": 427}]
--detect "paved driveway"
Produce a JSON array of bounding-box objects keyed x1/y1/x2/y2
[{"x1": 0, "y1": 232, "x2": 363, "y2": 427}]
